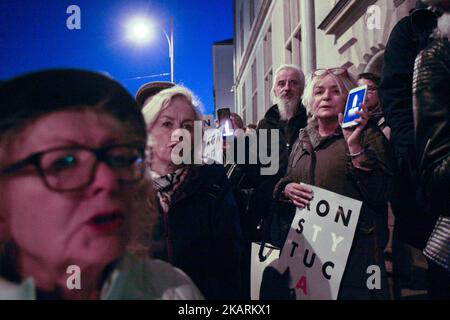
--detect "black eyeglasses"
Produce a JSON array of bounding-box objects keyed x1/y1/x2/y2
[{"x1": 0, "y1": 144, "x2": 145, "y2": 192}]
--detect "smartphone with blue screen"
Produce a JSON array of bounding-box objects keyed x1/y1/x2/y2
[{"x1": 341, "y1": 85, "x2": 367, "y2": 128}]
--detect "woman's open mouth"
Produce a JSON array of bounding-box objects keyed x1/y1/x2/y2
[{"x1": 88, "y1": 211, "x2": 125, "y2": 233}]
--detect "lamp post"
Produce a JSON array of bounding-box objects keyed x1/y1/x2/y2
[
  {"x1": 126, "y1": 17, "x2": 175, "y2": 82},
  {"x1": 160, "y1": 17, "x2": 174, "y2": 83}
]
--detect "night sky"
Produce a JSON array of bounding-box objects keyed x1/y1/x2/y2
[{"x1": 0, "y1": 0, "x2": 234, "y2": 116}]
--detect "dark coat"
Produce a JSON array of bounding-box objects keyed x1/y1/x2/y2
[
  {"x1": 379, "y1": 9, "x2": 436, "y2": 152},
  {"x1": 378, "y1": 8, "x2": 438, "y2": 249},
  {"x1": 226, "y1": 103, "x2": 308, "y2": 241},
  {"x1": 251, "y1": 103, "x2": 308, "y2": 228},
  {"x1": 273, "y1": 121, "x2": 395, "y2": 299},
  {"x1": 413, "y1": 38, "x2": 450, "y2": 218},
  {"x1": 257, "y1": 103, "x2": 308, "y2": 176},
  {"x1": 153, "y1": 164, "x2": 243, "y2": 300}
]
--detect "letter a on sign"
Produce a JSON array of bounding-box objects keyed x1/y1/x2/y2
[
  {"x1": 66, "y1": 5, "x2": 81, "y2": 30},
  {"x1": 66, "y1": 265, "x2": 81, "y2": 290},
  {"x1": 295, "y1": 276, "x2": 308, "y2": 295}
]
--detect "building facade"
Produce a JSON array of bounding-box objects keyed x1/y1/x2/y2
[
  {"x1": 213, "y1": 39, "x2": 236, "y2": 116},
  {"x1": 233, "y1": 0, "x2": 416, "y2": 125}
]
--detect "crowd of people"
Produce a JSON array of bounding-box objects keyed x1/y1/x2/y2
[{"x1": 0, "y1": 0, "x2": 448, "y2": 300}]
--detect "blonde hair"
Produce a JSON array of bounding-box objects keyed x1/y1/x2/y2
[
  {"x1": 142, "y1": 85, "x2": 204, "y2": 131},
  {"x1": 302, "y1": 71, "x2": 357, "y2": 119}
]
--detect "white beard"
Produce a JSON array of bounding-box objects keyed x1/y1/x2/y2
[{"x1": 275, "y1": 96, "x2": 300, "y2": 121}]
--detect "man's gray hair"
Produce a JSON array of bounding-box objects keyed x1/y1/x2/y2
[{"x1": 270, "y1": 64, "x2": 305, "y2": 104}]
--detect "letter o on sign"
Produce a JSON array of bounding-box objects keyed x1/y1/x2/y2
[{"x1": 316, "y1": 200, "x2": 329, "y2": 217}]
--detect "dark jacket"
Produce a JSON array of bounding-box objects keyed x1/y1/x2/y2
[
  {"x1": 273, "y1": 121, "x2": 395, "y2": 299},
  {"x1": 378, "y1": 8, "x2": 438, "y2": 248},
  {"x1": 153, "y1": 164, "x2": 243, "y2": 300},
  {"x1": 257, "y1": 103, "x2": 308, "y2": 176},
  {"x1": 246, "y1": 103, "x2": 308, "y2": 239},
  {"x1": 379, "y1": 8, "x2": 436, "y2": 152},
  {"x1": 227, "y1": 103, "x2": 308, "y2": 239},
  {"x1": 413, "y1": 38, "x2": 450, "y2": 218}
]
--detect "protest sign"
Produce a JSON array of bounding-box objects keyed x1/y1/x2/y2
[
  {"x1": 202, "y1": 115, "x2": 214, "y2": 129},
  {"x1": 202, "y1": 128, "x2": 223, "y2": 163},
  {"x1": 277, "y1": 184, "x2": 362, "y2": 300},
  {"x1": 250, "y1": 242, "x2": 280, "y2": 300}
]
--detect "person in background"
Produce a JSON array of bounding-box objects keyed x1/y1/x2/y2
[
  {"x1": 358, "y1": 72, "x2": 395, "y2": 277},
  {"x1": 257, "y1": 64, "x2": 308, "y2": 176},
  {"x1": 142, "y1": 85, "x2": 243, "y2": 300},
  {"x1": 357, "y1": 73, "x2": 390, "y2": 139},
  {"x1": 135, "y1": 81, "x2": 175, "y2": 108},
  {"x1": 378, "y1": 1, "x2": 438, "y2": 298},
  {"x1": 246, "y1": 123, "x2": 257, "y2": 135},
  {"x1": 273, "y1": 68, "x2": 395, "y2": 299},
  {"x1": 413, "y1": 0, "x2": 450, "y2": 298},
  {"x1": 0, "y1": 69, "x2": 203, "y2": 300},
  {"x1": 252, "y1": 64, "x2": 309, "y2": 244},
  {"x1": 230, "y1": 112, "x2": 245, "y2": 133},
  {"x1": 228, "y1": 64, "x2": 309, "y2": 299}
]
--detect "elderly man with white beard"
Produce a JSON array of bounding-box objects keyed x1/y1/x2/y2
[
  {"x1": 227, "y1": 64, "x2": 307, "y2": 299},
  {"x1": 257, "y1": 64, "x2": 308, "y2": 176}
]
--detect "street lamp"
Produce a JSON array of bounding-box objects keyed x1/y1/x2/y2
[{"x1": 126, "y1": 17, "x2": 174, "y2": 83}]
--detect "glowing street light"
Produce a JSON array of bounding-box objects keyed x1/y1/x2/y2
[
  {"x1": 126, "y1": 18, "x2": 154, "y2": 45},
  {"x1": 126, "y1": 16, "x2": 174, "y2": 82}
]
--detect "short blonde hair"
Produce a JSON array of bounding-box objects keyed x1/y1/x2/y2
[
  {"x1": 142, "y1": 85, "x2": 203, "y2": 131},
  {"x1": 302, "y1": 71, "x2": 357, "y2": 118}
]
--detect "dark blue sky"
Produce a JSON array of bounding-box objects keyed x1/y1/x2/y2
[{"x1": 0, "y1": 0, "x2": 234, "y2": 116}]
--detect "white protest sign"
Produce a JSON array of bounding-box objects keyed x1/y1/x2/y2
[
  {"x1": 202, "y1": 128, "x2": 223, "y2": 164},
  {"x1": 202, "y1": 115, "x2": 214, "y2": 129},
  {"x1": 277, "y1": 184, "x2": 362, "y2": 300},
  {"x1": 250, "y1": 242, "x2": 280, "y2": 300}
]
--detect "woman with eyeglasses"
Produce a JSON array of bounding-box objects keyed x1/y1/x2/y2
[
  {"x1": 0, "y1": 69, "x2": 203, "y2": 300},
  {"x1": 273, "y1": 68, "x2": 395, "y2": 299},
  {"x1": 142, "y1": 86, "x2": 243, "y2": 300}
]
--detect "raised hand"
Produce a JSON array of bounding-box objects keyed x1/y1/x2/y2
[{"x1": 339, "y1": 103, "x2": 369, "y2": 153}]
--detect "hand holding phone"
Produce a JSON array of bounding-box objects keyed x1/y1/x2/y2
[
  {"x1": 341, "y1": 85, "x2": 367, "y2": 128},
  {"x1": 339, "y1": 85, "x2": 369, "y2": 157}
]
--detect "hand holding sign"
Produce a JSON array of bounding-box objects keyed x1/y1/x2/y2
[
  {"x1": 277, "y1": 184, "x2": 362, "y2": 300},
  {"x1": 284, "y1": 183, "x2": 314, "y2": 208}
]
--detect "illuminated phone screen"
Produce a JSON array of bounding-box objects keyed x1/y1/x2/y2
[{"x1": 343, "y1": 86, "x2": 367, "y2": 127}]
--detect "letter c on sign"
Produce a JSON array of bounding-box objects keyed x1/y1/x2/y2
[{"x1": 322, "y1": 261, "x2": 334, "y2": 280}]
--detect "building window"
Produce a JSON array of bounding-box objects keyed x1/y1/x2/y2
[
  {"x1": 251, "y1": 60, "x2": 258, "y2": 123},
  {"x1": 264, "y1": 70, "x2": 273, "y2": 110},
  {"x1": 264, "y1": 26, "x2": 273, "y2": 111},
  {"x1": 240, "y1": 1, "x2": 245, "y2": 56},
  {"x1": 252, "y1": 92, "x2": 258, "y2": 124},
  {"x1": 284, "y1": 0, "x2": 302, "y2": 67},
  {"x1": 242, "y1": 82, "x2": 246, "y2": 125},
  {"x1": 264, "y1": 26, "x2": 272, "y2": 75},
  {"x1": 249, "y1": 0, "x2": 255, "y2": 28}
]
